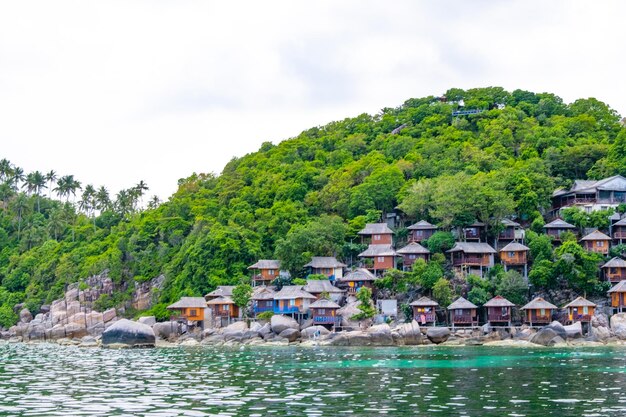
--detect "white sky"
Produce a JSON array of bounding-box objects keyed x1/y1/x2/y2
[{"x1": 1, "y1": 1, "x2": 625, "y2": 200}]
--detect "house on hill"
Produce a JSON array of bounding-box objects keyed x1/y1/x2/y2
[
  {"x1": 303, "y1": 257, "x2": 346, "y2": 281},
  {"x1": 248, "y1": 260, "x2": 281, "y2": 286},
  {"x1": 602, "y1": 257, "x2": 626, "y2": 283},
  {"x1": 410, "y1": 296, "x2": 438, "y2": 326},
  {"x1": 396, "y1": 242, "x2": 430, "y2": 271},
  {"x1": 563, "y1": 296, "x2": 595, "y2": 324},
  {"x1": 608, "y1": 281, "x2": 626, "y2": 313},
  {"x1": 520, "y1": 297, "x2": 557, "y2": 326},
  {"x1": 204, "y1": 286, "x2": 235, "y2": 301},
  {"x1": 580, "y1": 230, "x2": 612, "y2": 255},
  {"x1": 550, "y1": 175, "x2": 626, "y2": 217},
  {"x1": 499, "y1": 241, "x2": 530, "y2": 279},
  {"x1": 358, "y1": 223, "x2": 394, "y2": 245},
  {"x1": 463, "y1": 222, "x2": 486, "y2": 242},
  {"x1": 206, "y1": 296, "x2": 239, "y2": 325},
  {"x1": 309, "y1": 298, "x2": 341, "y2": 328},
  {"x1": 447, "y1": 242, "x2": 496, "y2": 277},
  {"x1": 497, "y1": 219, "x2": 524, "y2": 247},
  {"x1": 447, "y1": 297, "x2": 479, "y2": 328},
  {"x1": 358, "y1": 244, "x2": 397, "y2": 273},
  {"x1": 273, "y1": 286, "x2": 316, "y2": 317},
  {"x1": 612, "y1": 218, "x2": 626, "y2": 244},
  {"x1": 336, "y1": 268, "x2": 378, "y2": 295},
  {"x1": 251, "y1": 286, "x2": 275, "y2": 316},
  {"x1": 303, "y1": 279, "x2": 345, "y2": 303},
  {"x1": 166, "y1": 297, "x2": 208, "y2": 328},
  {"x1": 543, "y1": 218, "x2": 577, "y2": 242},
  {"x1": 407, "y1": 220, "x2": 437, "y2": 243},
  {"x1": 484, "y1": 295, "x2": 515, "y2": 327}
]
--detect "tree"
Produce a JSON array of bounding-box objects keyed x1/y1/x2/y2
[
  {"x1": 425, "y1": 231, "x2": 455, "y2": 253},
  {"x1": 10, "y1": 192, "x2": 31, "y2": 239},
  {"x1": 45, "y1": 170, "x2": 57, "y2": 198},
  {"x1": 351, "y1": 287, "x2": 376, "y2": 320},
  {"x1": 495, "y1": 270, "x2": 528, "y2": 305},
  {"x1": 554, "y1": 241, "x2": 603, "y2": 293},
  {"x1": 23, "y1": 171, "x2": 46, "y2": 212},
  {"x1": 529, "y1": 259, "x2": 556, "y2": 288},
  {"x1": 432, "y1": 278, "x2": 453, "y2": 307},
  {"x1": 232, "y1": 283, "x2": 253, "y2": 318}
]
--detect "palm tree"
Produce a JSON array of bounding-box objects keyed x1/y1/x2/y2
[
  {"x1": 0, "y1": 182, "x2": 13, "y2": 209},
  {"x1": 54, "y1": 175, "x2": 81, "y2": 202},
  {"x1": 47, "y1": 208, "x2": 66, "y2": 240},
  {"x1": 0, "y1": 159, "x2": 12, "y2": 182},
  {"x1": 10, "y1": 192, "x2": 31, "y2": 239},
  {"x1": 11, "y1": 166, "x2": 24, "y2": 191},
  {"x1": 134, "y1": 180, "x2": 149, "y2": 208},
  {"x1": 80, "y1": 184, "x2": 97, "y2": 231},
  {"x1": 115, "y1": 189, "x2": 133, "y2": 218},
  {"x1": 45, "y1": 170, "x2": 57, "y2": 198},
  {"x1": 147, "y1": 195, "x2": 161, "y2": 210},
  {"x1": 95, "y1": 186, "x2": 111, "y2": 212},
  {"x1": 24, "y1": 171, "x2": 47, "y2": 212}
]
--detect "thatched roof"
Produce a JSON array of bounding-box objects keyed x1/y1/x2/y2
[
  {"x1": 447, "y1": 296, "x2": 477, "y2": 310},
  {"x1": 396, "y1": 242, "x2": 430, "y2": 255},
  {"x1": 563, "y1": 296, "x2": 596, "y2": 308},
  {"x1": 167, "y1": 297, "x2": 207, "y2": 309},
  {"x1": 409, "y1": 296, "x2": 439, "y2": 307},
  {"x1": 206, "y1": 296, "x2": 235, "y2": 306},
  {"x1": 603, "y1": 257, "x2": 626, "y2": 269},
  {"x1": 205, "y1": 286, "x2": 235, "y2": 299},
  {"x1": 252, "y1": 286, "x2": 275, "y2": 301},
  {"x1": 358, "y1": 244, "x2": 397, "y2": 257},
  {"x1": 500, "y1": 242, "x2": 529, "y2": 252},
  {"x1": 309, "y1": 298, "x2": 341, "y2": 309},
  {"x1": 337, "y1": 268, "x2": 377, "y2": 282},
  {"x1": 447, "y1": 242, "x2": 496, "y2": 254},
  {"x1": 501, "y1": 219, "x2": 521, "y2": 227},
  {"x1": 358, "y1": 223, "x2": 394, "y2": 235},
  {"x1": 580, "y1": 230, "x2": 612, "y2": 241},
  {"x1": 407, "y1": 220, "x2": 437, "y2": 230},
  {"x1": 608, "y1": 281, "x2": 626, "y2": 293},
  {"x1": 544, "y1": 218, "x2": 576, "y2": 229},
  {"x1": 303, "y1": 280, "x2": 344, "y2": 294},
  {"x1": 304, "y1": 257, "x2": 347, "y2": 269},
  {"x1": 273, "y1": 286, "x2": 316, "y2": 300},
  {"x1": 615, "y1": 218, "x2": 626, "y2": 226},
  {"x1": 248, "y1": 259, "x2": 280, "y2": 270},
  {"x1": 484, "y1": 295, "x2": 515, "y2": 308},
  {"x1": 521, "y1": 297, "x2": 557, "y2": 310}
]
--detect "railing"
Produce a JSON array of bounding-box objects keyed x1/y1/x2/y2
[
  {"x1": 253, "y1": 306, "x2": 273, "y2": 313},
  {"x1": 313, "y1": 316, "x2": 341, "y2": 323},
  {"x1": 452, "y1": 315, "x2": 476, "y2": 323},
  {"x1": 498, "y1": 231, "x2": 515, "y2": 239},
  {"x1": 488, "y1": 314, "x2": 510, "y2": 322},
  {"x1": 414, "y1": 313, "x2": 436, "y2": 322},
  {"x1": 274, "y1": 306, "x2": 300, "y2": 314},
  {"x1": 453, "y1": 257, "x2": 489, "y2": 266},
  {"x1": 527, "y1": 315, "x2": 551, "y2": 323},
  {"x1": 608, "y1": 274, "x2": 626, "y2": 282},
  {"x1": 452, "y1": 109, "x2": 484, "y2": 116},
  {"x1": 613, "y1": 231, "x2": 626, "y2": 239},
  {"x1": 571, "y1": 314, "x2": 592, "y2": 322},
  {"x1": 501, "y1": 258, "x2": 526, "y2": 266}
]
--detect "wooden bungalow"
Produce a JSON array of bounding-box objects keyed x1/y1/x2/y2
[
  {"x1": 447, "y1": 297, "x2": 479, "y2": 328},
  {"x1": 543, "y1": 218, "x2": 577, "y2": 242},
  {"x1": 358, "y1": 223, "x2": 394, "y2": 245},
  {"x1": 463, "y1": 222, "x2": 486, "y2": 242},
  {"x1": 580, "y1": 230, "x2": 612, "y2": 255},
  {"x1": 204, "y1": 286, "x2": 234, "y2": 301},
  {"x1": 407, "y1": 220, "x2": 437, "y2": 243},
  {"x1": 252, "y1": 286, "x2": 275, "y2": 316},
  {"x1": 499, "y1": 241, "x2": 530, "y2": 279},
  {"x1": 358, "y1": 244, "x2": 397, "y2": 273},
  {"x1": 613, "y1": 218, "x2": 626, "y2": 244},
  {"x1": 608, "y1": 281, "x2": 626, "y2": 313},
  {"x1": 602, "y1": 257, "x2": 626, "y2": 283},
  {"x1": 248, "y1": 260, "x2": 281, "y2": 286},
  {"x1": 410, "y1": 296, "x2": 439, "y2": 326},
  {"x1": 498, "y1": 219, "x2": 523, "y2": 244},
  {"x1": 303, "y1": 257, "x2": 347, "y2": 281},
  {"x1": 166, "y1": 297, "x2": 208, "y2": 328},
  {"x1": 447, "y1": 242, "x2": 496, "y2": 277},
  {"x1": 396, "y1": 242, "x2": 430, "y2": 271},
  {"x1": 484, "y1": 295, "x2": 515, "y2": 327},
  {"x1": 309, "y1": 298, "x2": 341, "y2": 328},
  {"x1": 335, "y1": 268, "x2": 378, "y2": 295},
  {"x1": 273, "y1": 286, "x2": 316, "y2": 316},
  {"x1": 550, "y1": 175, "x2": 626, "y2": 217},
  {"x1": 520, "y1": 297, "x2": 557, "y2": 326},
  {"x1": 206, "y1": 296, "x2": 239, "y2": 325},
  {"x1": 303, "y1": 279, "x2": 345, "y2": 304},
  {"x1": 563, "y1": 297, "x2": 596, "y2": 323}
]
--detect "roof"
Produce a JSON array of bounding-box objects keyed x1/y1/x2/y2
[
  {"x1": 484, "y1": 295, "x2": 515, "y2": 307},
  {"x1": 500, "y1": 242, "x2": 529, "y2": 252},
  {"x1": 396, "y1": 242, "x2": 431, "y2": 255},
  {"x1": 273, "y1": 286, "x2": 316, "y2": 300},
  {"x1": 337, "y1": 268, "x2": 378, "y2": 282},
  {"x1": 410, "y1": 296, "x2": 439, "y2": 307},
  {"x1": 615, "y1": 218, "x2": 626, "y2": 226},
  {"x1": 563, "y1": 296, "x2": 596, "y2": 308},
  {"x1": 248, "y1": 260, "x2": 280, "y2": 270},
  {"x1": 309, "y1": 298, "x2": 341, "y2": 309},
  {"x1": 304, "y1": 257, "x2": 347, "y2": 269},
  {"x1": 447, "y1": 296, "x2": 478, "y2": 310},
  {"x1": 603, "y1": 257, "x2": 626, "y2": 269},
  {"x1": 466, "y1": 221, "x2": 485, "y2": 227},
  {"x1": 252, "y1": 286, "x2": 276, "y2": 301},
  {"x1": 407, "y1": 220, "x2": 437, "y2": 230},
  {"x1": 555, "y1": 176, "x2": 626, "y2": 196},
  {"x1": 501, "y1": 219, "x2": 521, "y2": 227},
  {"x1": 167, "y1": 297, "x2": 207, "y2": 309},
  {"x1": 608, "y1": 281, "x2": 626, "y2": 293},
  {"x1": 544, "y1": 218, "x2": 576, "y2": 229},
  {"x1": 204, "y1": 286, "x2": 235, "y2": 299},
  {"x1": 358, "y1": 223, "x2": 394, "y2": 235},
  {"x1": 303, "y1": 279, "x2": 345, "y2": 294},
  {"x1": 580, "y1": 230, "x2": 612, "y2": 241},
  {"x1": 520, "y1": 297, "x2": 558, "y2": 310},
  {"x1": 206, "y1": 296, "x2": 235, "y2": 306},
  {"x1": 447, "y1": 242, "x2": 497, "y2": 254},
  {"x1": 358, "y1": 244, "x2": 397, "y2": 257}
]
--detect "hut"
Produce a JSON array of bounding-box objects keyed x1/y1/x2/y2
[
  {"x1": 410, "y1": 296, "x2": 439, "y2": 326},
  {"x1": 520, "y1": 297, "x2": 557, "y2": 326},
  {"x1": 336, "y1": 268, "x2": 378, "y2": 295},
  {"x1": 608, "y1": 281, "x2": 626, "y2": 313},
  {"x1": 447, "y1": 297, "x2": 479, "y2": 328},
  {"x1": 447, "y1": 242, "x2": 496, "y2": 277},
  {"x1": 358, "y1": 223, "x2": 394, "y2": 245},
  {"x1": 463, "y1": 221, "x2": 486, "y2": 242},
  {"x1": 248, "y1": 260, "x2": 281, "y2": 286},
  {"x1": 484, "y1": 295, "x2": 515, "y2": 327},
  {"x1": 166, "y1": 297, "x2": 208, "y2": 328},
  {"x1": 602, "y1": 257, "x2": 626, "y2": 283},
  {"x1": 563, "y1": 297, "x2": 596, "y2": 323},
  {"x1": 303, "y1": 257, "x2": 346, "y2": 281},
  {"x1": 204, "y1": 286, "x2": 235, "y2": 301},
  {"x1": 358, "y1": 244, "x2": 397, "y2": 273},
  {"x1": 498, "y1": 219, "x2": 523, "y2": 245},
  {"x1": 206, "y1": 296, "x2": 239, "y2": 325},
  {"x1": 273, "y1": 286, "x2": 316, "y2": 317},
  {"x1": 407, "y1": 220, "x2": 438, "y2": 243},
  {"x1": 613, "y1": 218, "x2": 626, "y2": 244},
  {"x1": 302, "y1": 279, "x2": 344, "y2": 303},
  {"x1": 499, "y1": 241, "x2": 530, "y2": 279},
  {"x1": 396, "y1": 242, "x2": 430, "y2": 271},
  {"x1": 309, "y1": 298, "x2": 341, "y2": 328},
  {"x1": 251, "y1": 286, "x2": 275, "y2": 316},
  {"x1": 580, "y1": 230, "x2": 612, "y2": 255},
  {"x1": 543, "y1": 218, "x2": 577, "y2": 242}
]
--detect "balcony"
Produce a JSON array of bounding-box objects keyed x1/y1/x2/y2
[
  {"x1": 313, "y1": 316, "x2": 341, "y2": 324},
  {"x1": 274, "y1": 306, "x2": 300, "y2": 314},
  {"x1": 254, "y1": 306, "x2": 273, "y2": 314},
  {"x1": 570, "y1": 314, "x2": 592, "y2": 322},
  {"x1": 453, "y1": 256, "x2": 489, "y2": 266},
  {"x1": 451, "y1": 315, "x2": 476, "y2": 324},
  {"x1": 613, "y1": 231, "x2": 626, "y2": 239},
  {"x1": 488, "y1": 314, "x2": 511, "y2": 322},
  {"x1": 413, "y1": 313, "x2": 436, "y2": 323},
  {"x1": 526, "y1": 315, "x2": 551, "y2": 324}
]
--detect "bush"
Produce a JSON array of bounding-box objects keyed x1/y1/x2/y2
[
  {"x1": 139, "y1": 303, "x2": 170, "y2": 321},
  {"x1": 433, "y1": 278, "x2": 453, "y2": 307},
  {"x1": 351, "y1": 287, "x2": 376, "y2": 320},
  {"x1": 0, "y1": 304, "x2": 18, "y2": 329},
  {"x1": 425, "y1": 231, "x2": 455, "y2": 253},
  {"x1": 257, "y1": 311, "x2": 274, "y2": 320}
]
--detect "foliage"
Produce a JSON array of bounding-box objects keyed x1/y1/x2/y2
[
  {"x1": 467, "y1": 286, "x2": 490, "y2": 306},
  {"x1": 0, "y1": 304, "x2": 18, "y2": 328},
  {"x1": 351, "y1": 287, "x2": 376, "y2": 320},
  {"x1": 424, "y1": 231, "x2": 455, "y2": 253},
  {"x1": 306, "y1": 274, "x2": 328, "y2": 280},
  {"x1": 527, "y1": 231, "x2": 553, "y2": 263},
  {"x1": 432, "y1": 278, "x2": 453, "y2": 307},
  {"x1": 139, "y1": 303, "x2": 170, "y2": 322},
  {"x1": 528, "y1": 260, "x2": 556, "y2": 288},
  {"x1": 495, "y1": 270, "x2": 528, "y2": 305},
  {"x1": 554, "y1": 241, "x2": 603, "y2": 294},
  {"x1": 256, "y1": 311, "x2": 274, "y2": 320},
  {"x1": 232, "y1": 283, "x2": 253, "y2": 312}
]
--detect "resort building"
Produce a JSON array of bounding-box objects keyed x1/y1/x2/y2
[
  {"x1": 563, "y1": 297, "x2": 596, "y2": 323},
  {"x1": 410, "y1": 296, "x2": 439, "y2": 326},
  {"x1": 166, "y1": 297, "x2": 208, "y2": 328},
  {"x1": 272, "y1": 286, "x2": 316, "y2": 317},
  {"x1": 358, "y1": 223, "x2": 394, "y2": 245},
  {"x1": 499, "y1": 241, "x2": 530, "y2": 279},
  {"x1": 447, "y1": 242, "x2": 496, "y2": 277},
  {"x1": 609, "y1": 281, "x2": 626, "y2": 313},
  {"x1": 447, "y1": 297, "x2": 479, "y2": 328},
  {"x1": 204, "y1": 286, "x2": 234, "y2": 301},
  {"x1": 580, "y1": 230, "x2": 612, "y2": 255},
  {"x1": 543, "y1": 218, "x2": 577, "y2": 242},
  {"x1": 303, "y1": 257, "x2": 346, "y2": 281},
  {"x1": 335, "y1": 268, "x2": 378, "y2": 295},
  {"x1": 612, "y1": 218, "x2": 626, "y2": 244},
  {"x1": 463, "y1": 222, "x2": 486, "y2": 242},
  {"x1": 358, "y1": 244, "x2": 397, "y2": 273},
  {"x1": 602, "y1": 257, "x2": 626, "y2": 283},
  {"x1": 302, "y1": 279, "x2": 345, "y2": 304},
  {"x1": 550, "y1": 175, "x2": 626, "y2": 217},
  {"x1": 248, "y1": 260, "x2": 281, "y2": 286},
  {"x1": 251, "y1": 286, "x2": 275, "y2": 316},
  {"x1": 484, "y1": 295, "x2": 515, "y2": 327},
  {"x1": 520, "y1": 297, "x2": 557, "y2": 326},
  {"x1": 498, "y1": 219, "x2": 524, "y2": 246},
  {"x1": 407, "y1": 220, "x2": 438, "y2": 243},
  {"x1": 396, "y1": 242, "x2": 430, "y2": 271},
  {"x1": 206, "y1": 296, "x2": 239, "y2": 325},
  {"x1": 308, "y1": 298, "x2": 341, "y2": 328}
]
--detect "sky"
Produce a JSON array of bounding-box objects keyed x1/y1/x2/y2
[{"x1": 1, "y1": 1, "x2": 625, "y2": 201}]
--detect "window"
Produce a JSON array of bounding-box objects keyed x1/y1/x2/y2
[
  {"x1": 223, "y1": 305, "x2": 230, "y2": 311},
  {"x1": 583, "y1": 306, "x2": 588, "y2": 314},
  {"x1": 377, "y1": 256, "x2": 385, "y2": 262},
  {"x1": 289, "y1": 299, "x2": 296, "y2": 306},
  {"x1": 597, "y1": 241, "x2": 604, "y2": 247},
  {"x1": 416, "y1": 230, "x2": 423, "y2": 237},
  {"x1": 508, "y1": 251, "x2": 515, "y2": 258},
  {"x1": 374, "y1": 235, "x2": 381, "y2": 241},
  {"x1": 540, "y1": 308, "x2": 545, "y2": 316},
  {"x1": 189, "y1": 309, "x2": 197, "y2": 316},
  {"x1": 501, "y1": 307, "x2": 507, "y2": 315},
  {"x1": 318, "y1": 309, "x2": 325, "y2": 315},
  {"x1": 269, "y1": 269, "x2": 275, "y2": 276},
  {"x1": 455, "y1": 309, "x2": 463, "y2": 316},
  {"x1": 409, "y1": 254, "x2": 416, "y2": 259}
]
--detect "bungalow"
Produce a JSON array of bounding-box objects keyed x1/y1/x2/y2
[
  {"x1": 303, "y1": 257, "x2": 346, "y2": 281},
  {"x1": 550, "y1": 175, "x2": 626, "y2": 217},
  {"x1": 396, "y1": 242, "x2": 430, "y2": 271},
  {"x1": 273, "y1": 286, "x2": 316, "y2": 316},
  {"x1": 543, "y1": 218, "x2": 577, "y2": 242},
  {"x1": 447, "y1": 297, "x2": 479, "y2": 328},
  {"x1": 499, "y1": 241, "x2": 530, "y2": 279},
  {"x1": 358, "y1": 244, "x2": 397, "y2": 273},
  {"x1": 563, "y1": 297, "x2": 596, "y2": 323},
  {"x1": 358, "y1": 223, "x2": 394, "y2": 245},
  {"x1": 613, "y1": 218, "x2": 626, "y2": 244},
  {"x1": 484, "y1": 295, "x2": 515, "y2": 327},
  {"x1": 309, "y1": 298, "x2": 341, "y2": 327},
  {"x1": 447, "y1": 242, "x2": 496, "y2": 277},
  {"x1": 580, "y1": 230, "x2": 612, "y2": 255},
  {"x1": 463, "y1": 222, "x2": 486, "y2": 242},
  {"x1": 336, "y1": 268, "x2": 378, "y2": 295},
  {"x1": 407, "y1": 220, "x2": 438, "y2": 243},
  {"x1": 251, "y1": 286, "x2": 275, "y2": 316},
  {"x1": 602, "y1": 257, "x2": 626, "y2": 283},
  {"x1": 166, "y1": 297, "x2": 208, "y2": 328},
  {"x1": 206, "y1": 296, "x2": 239, "y2": 324},
  {"x1": 204, "y1": 286, "x2": 234, "y2": 301},
  {"x1": 410, "y1": 296, "x2": 439, "y2": 326},
  {"x1": 498, "y1": 219, "x2": 523, "y2": 244},
  {"x1": 248, "y1": 260, "x2": 281, "y2": 286},
  {"x1": 520, "y1": 297, "x2": 557, "y2": 326},
  {"x1": 303, "y1": 279, "x2": 345, "y2": 304},
  {"x1": 608, "y1": 281, "x2": 626, "y2": 313}
]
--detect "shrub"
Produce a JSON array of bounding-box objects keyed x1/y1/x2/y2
[
  {"x1": 257, "y1": 311, "x2": 274, "y2": 320},
  {"x1": 433, "y1": 278, "x2": 453, "y2": 307},
  {"x1": 0, "y1": 304, "x2": 18, "y2": 329}
]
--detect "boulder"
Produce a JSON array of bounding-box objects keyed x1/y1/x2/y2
[
  {"x1": 51, "y1": 311, "x2": 67, "y2": 326},
  {"x1": 19, "y1": 309, "x2": 33, "y2": 324},
  {"x1": 249, "y1": 322, "x2": 263, "y2": 332},
  {"x1": 26, "y1": 324, "x2": 46, "y2": 341},
  {"x1": 592, "y1": 312, "x2": 609, "y2": 328},
  {"x1": 530, "y1": 328, "x2": 560, "y2": 346},
  {"x1": 223, "y1": 321, "x2": 248, "y2": 333},
  {"x1": 153, "y1": 321, "x2": 181, "y2": 340},
  {"x1": 279, "y1": 328, "x2": 301, "y2": 342},
  {"x1": 102, "y1": 308, "x2": 117, "y2": 323},
  {"x1": 79, "y1": 336, "x2": 98, "y2": 348},
  {"x1": 594, "y1": 325, "x2": 611, "y2": 341},
  {"x1": 180, "y1": 339, "x2": 200, "y2": 347},
  {"x1": 66, "y1": 301, "x2": 81, "y2": 318},
  {"x1": 301, "y1": 326, "x2": 331, "y2": 339},
  {"x1": 481, "y1": 323, "x2": 491, "y2": 334},
  {"x1": 69, "y1": 313, "x2": 87, "y2": 327},
  {"x1": 258, "y1": 323, "x2": 272, "y2": 337},
  {"x1": 64, "y1": 323, "x2": 88, "y2": 339},
  {"x1": 270, "y1": 315, "x2": 299, "y2": 334},
  {"x1": 300, "y1": 319, "x2": 313, "y2": 330},
  {"x1": 87, "y1": 323, "x2": 105, "y2": 336},
  {"x1": 395, "y1": 321, "x2": 423, "y2": 345},
  {"x1": 138, "y1": 316, "x2": 156, "y2": 326},
  {"x1": 50, "y1": 300, "x2": 66, "y2": 315},
  {"x1": 49, "y1": 324, "x2": 66, "y2": 340},
  {"x1": 330, "y1": 331, "x2": 371, "y2": 346},
  {"x1": 563, "y1": 322, "x2": 582, "y2": 338},
  {"x1": 367, "y1": 324, "x2": 394, "y2": 346},
  {"x1": 426, "y1": 327, "x2": 450, "y2": 344},
  {"x1": 40, "y1": 305, "x2": 50, "y2": 314},
  {"x1": 545, "y1": 321, "x2": 568, "y2": 339},
  {"x1": 517, "y1": 328, "x2": 533, "y2": 340},
  {"x1": 102, "y1": 319, "x2": 155, "y2": 348},
  {"x1": 610, "y1": 313, "x2": 626, "y2": 330},
  {"x1": 85, "y1": 312, "x2": 104, "y2": 327}
]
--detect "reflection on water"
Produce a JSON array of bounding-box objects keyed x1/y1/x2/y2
[{"x1": 0, "y1": 343, "x2": 625, "y2": 416}]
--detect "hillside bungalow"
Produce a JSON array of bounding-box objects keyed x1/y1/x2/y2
[
  {"x1": 613, "y1": 218, "x2": 626, "y2": 244},
  {"x1": 580, "y1": 230, "x2": 612, "y2": 255},
  {"x1": 602, "y1": 257, "x2": 626, "y2": 283},
  {"x1": 358, "y1": 223, "x2": 394, "y2": 245},
  {"x1": 550, "y1": 175, "x2": 626, "y2": 217},
  {"x1": 396, "y1": 242, "x2": 430, "y2": 271},
  {"x1": 484, "y1": 295, "x2": 515, "y2": 327},
  {"x1": 273, "y1": 286, "x2": 316, "y2": 316},
  {"x1": 303, "y1": 279, "x2": 345, "y2": 303},
  {"x1": 543, "y1": 218, "x2": 577, "y2": 242},
  {"x1": 608, "y1": 281, "x2": 626, "y2": 313},
  {"x1": 407, "y1": 220, "x2": 438, "y2": 243},
  {"x1": 563, "y1": 296, "x2": 596, "y2": 323},
  {"x1": 204, "y1": 286, "x2": 235, "y2": 301},
  {"x1": 252, "y1": 286, "x2": 275, "y2": 315},
  {"x1": 463, "y1": 222, "x2": 486, "y2": 242},
  {"x1": 447, "y1": 242, "x2": 496, "y2": 277},
  {"x1": 447, "y1": 297, "x2": 479, "y2": 328},
  {"x1": 498, "y1": 219, "x2": 523, "y2": 244},
  {"x1": 521, "y1": 297, "x2": 557, "y2": 326},
  {"x1": 336, "y1": 268, "x2": 377, "y2": 295},
  {"x1": 248, "y1": 260, "x2": 281, "y2": 286},
  {"x1": 166, "y1": 297, "x2": 208, "y2": 328},
  {"x1": 410, "y1": 296, "x2": 439, "y2": 326},
  {"x1": 206, "y1": 296, "x2": 239, "y2": 324},
  {"x1": 304, "y1": 257, "x2": 346, "y2": 281},
  {"x1": 500, "y1": 241, "x2": 530, "y2": 279},
  {"x1": 309, "y1": 298, "x2": 341, "y2": 328},
  {"x1": 358, "y1": 244, "x2": 397, "y2": 273}
]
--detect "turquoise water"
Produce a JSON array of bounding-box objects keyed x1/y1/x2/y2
[{"x1": 1, "y1": 344, "x2": 626, "y2": 416}]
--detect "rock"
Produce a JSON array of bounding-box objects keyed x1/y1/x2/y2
[
  {"x1": 40, "y1": 305, "x2": 50, "y2": 314},
  {"x1": 426, "y1": 327, "x2": 450, "y2": 344},
  {"x1": 301, "y1": 326, "x2": 331, "y2": 339},
  {"x1": 258, "y1": 323, "x2": 272, "y2": 337},
  {"x1": 202, "y1": 334, "x2": 225, "y2": 345},
  {"x1": 594, "y1": 325, "x2": 611, "y2": 341},
  {"x1": 180, "y1": 339, "x2": 200, "y2": 347},
  {"x1": 223, "y1": 331, "x2": 244, "y2": 342},
  {"x1": 300, "y1": 319, "x2": 313, "y2": 330},
  {"x1": 530, "y1": 328, "x2": 560, "y2": 346},
  {"x1": 66, "y1": 301, "x2": 81, "y2": 318},
  {"x1": 79, "y1": 336, "x2": 98, "y2": 347},
  {"x1": 224, "y1": 321, "x2": 248, "y2": 333},
  {"x1": 87, "y1": 323, "x2": 105, "y2": 336},
  {"x1": 153, "y1": 321, "x2": 181, "y2": 340},
  {"x1": 26, "y1": 324, "x2": 46, "y2": 341},
  {"x1": 279, "y1": 328, "x2": 301, "y2": 342},
  {"x1": 481, "y1": 323, "x2": 491, "y2": 334},
  {"x1": 517, "y1": 328, "x2": 533, "y2": 340},
  {"x1": 250, "y1": 322, "x2": 263, "y2": 332},
  {"x1": 51, "y1": 311, "x2": 67, "y2": 326},
  {"x1": 19, "y1": 309, "x2": 33, "y2": 324},
  {"x1": 102, "y1": 308, "x2": 117, "y2": 323},
  {"x1": 395, "y1": 320, "x2": 423, "y2": 345},
  {"x1": 102, "y1": 319, "x2": 155, "y2": 348},
  {"x1": 270, "y1": 315, "x2": 299, "y2": 334},
  {"x1": 545, "y1": 321, "x2": 568, "y2": 339},
  {"x1": 338, "y1": 302, "x2": 370, "y2": 330},
  {"x1": 592, "y1": 312, "x2": 608, "y2": 328},
  {"x1": 330, "y1": 331, "x2": 372, "y2": 346},
  {"x1": 138, "y1": 316, "x2": 156, "y2": 326},
  {"x1": 563, "y1": 322, "x2": 582, "y2": 339},
  {"x1": 614, "y1": 327, "x2": 626, "y2": 340},
  {"x1": 367, "y1": 324, "x2": 394, "y2": 346},
  {"x1": 85, "y1": 312, "x2": 104, "y2": 327},
  {"x1": 68, "y1": 313, "x2": 87, "y2": 327},
  {"x1": 610, "y1": 313, "x2": 626, "y2": 330},
  {"x1": 49, "y1": 324, "x2": 66, "y2": 340},
  {"x1": 64, "y1": 323, "x2": 88, "y2": 339},
  {"x1": 202, "y1": 328, "x2": 216, "y2": 338}
]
